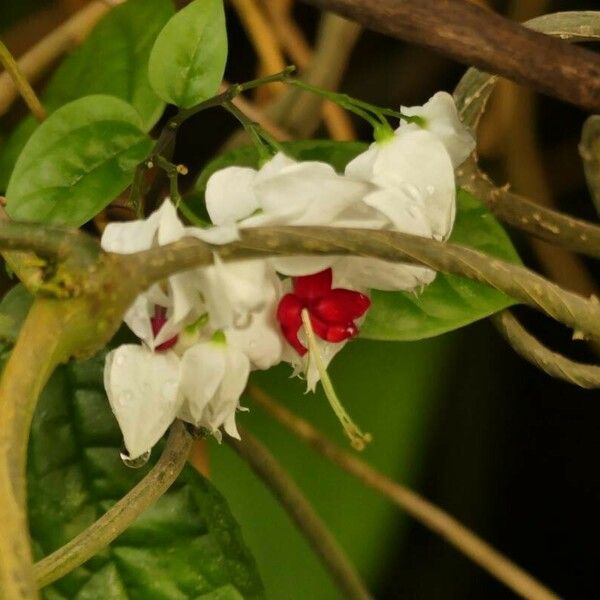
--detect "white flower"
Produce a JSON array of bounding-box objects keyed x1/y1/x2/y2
[{"x1": 400, "y1": 91, "x2": 475, "y2": 168}]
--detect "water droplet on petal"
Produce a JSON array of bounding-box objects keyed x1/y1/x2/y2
[
  {"x1": 115, "y1": 355, "x2": 125, "y2": 367},
  {"x1": 120, "y1": 448, "x2": 151, "y2": 468}
]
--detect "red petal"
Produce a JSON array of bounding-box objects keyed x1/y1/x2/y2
[
  {"x1": 313, "y1": 289, "x2": 371, "y2": 324},
  {"x1": 324, "y1": 322, "x2": 358, "y2": 343},
  {"x1": 156, "y1": 336, "x2": 178, "y2": 352},
  {"x1": 309, "y1": 313, "x2": 330, "y2": 340},
  {"x1": 293, "y1": 268, "x2": 332, "y2": 300},
  {"x1": 276, "y1": 294, "x2": 306, "y2": 356},
  {"x1": 151, "y1": 305, "x2": 178, "y2": 352}
]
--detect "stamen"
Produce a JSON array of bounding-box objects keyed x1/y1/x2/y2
[{"x1": 301, "y1": 309, "x2": 372, "y2": 450}]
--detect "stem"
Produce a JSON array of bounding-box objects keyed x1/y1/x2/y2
[
  {"x1": 493, "y1": 310, "x2": 600, "y2": 389},
  {"x1": 580, "y1": 115, "x2": 600, "y2": 217},
  {"x1": 0, "y1": 299, "x2": 92, "y2": 599},
  {"x1": 0, "y1": 39, "x2": 46, "y2": 121},
  {"x1": 227, "y1": 428, "x2": 372, "y2": 600},
  {"x1": 247, "y1": 385, "x2": 560, "y2": 600},
  {"x1": 128, "y1": 226, "x2": 600, "y2": 343},
  {"x1": 34, "y1": 421, "x2": 192, "y2": 588}
]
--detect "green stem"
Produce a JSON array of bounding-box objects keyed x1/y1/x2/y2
[
  {"x1": 34, "y1": 421, "x2": 192, "y2": 588},
  {"x1": 0, "y1": 40, "x2": 46, "y2": 122}
]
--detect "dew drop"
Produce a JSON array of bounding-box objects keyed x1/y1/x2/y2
[
  {"x1": 120, "y1": 448, "x2": 151, "y2": 468},
  {"x1": 115, "y1": 355, "x2": 125, "y2": 367}
]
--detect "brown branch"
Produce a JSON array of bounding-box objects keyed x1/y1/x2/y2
[
  {"x1": 228, "y1": 428, "x2": 372, "y2": 600},
  {"x1": 34, "y1": 421, "x2": 192, "y2": 588},
  {"x1": 493, "y1": 310, "x2": 600, "y2": 389},
  {"x1": 247, "y1": 385, "x2": 560, "y2": 600},
  {"x1": 299, "y1": 0, "x2": 600, "y2": 113},
  {"x1": 454, "y1": 11, "x2": 600, "y2": 260}
]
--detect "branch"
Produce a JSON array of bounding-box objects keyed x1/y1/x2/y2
[
  {"x1": 492, "y1": 310, "x2": 600, "y2": 389},
  {"x1": 454, "y1": 11, "x2": 600, "y2": 259},
  {"x1": 300, "y1": 0, "x2": 600, "y2": 113},
  {"x1": 0, "y1": 1, "x2": 117, "y2": 118},
  {"x1": 228, "y1": 428, "x2": 372, "y2": 600},
  {"x1": 0, "y1": 40, "x2": 45, "y2": 121},
  {"x1": 128, "y1": 226, "x2": 600, "y2": 342},
  {"x1": 247, "y1": 385, "x2": 560, "y2": 600},
  {"x1": 34, "y1": 421, "x2": 192, "y2": 588}
]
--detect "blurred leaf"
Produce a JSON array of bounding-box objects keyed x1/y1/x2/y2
[
  {"x1": 0, "y1": 0, "x2": 173, "y2": 190},
  {"x1": 0, "y1": 284, "x2": 32, "y2": 342},
  {"x1": 28, "y1": 348, "x2": 264, "y2": 599},
  {"x1": 212, "y1": 335, "x2": 454, "y2": 598},
  {"x1": 362, "y1": 189, "x2": 520, "y2": 340},
  {"x1": 148, "y1": 0, "x2": 227, "y2": 108},
  {"x1": 191, "y1": 141, "x2": 519, "y2": 340},
  {"x1": 6, "y1": 95, "x2": 152, "y2": 226}
]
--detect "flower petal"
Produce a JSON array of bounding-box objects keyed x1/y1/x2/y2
[
  {"x1": 104, "y1": 345, "x2": 182, "y2": 459},
  {"x1": 205, "y1": 166, "x2": 259, "y2": 225},
  {"x1": 313, "y1": 288, "x2": 371, "y2": 323},
  {"x1": 401, "y1": 91, "x2": 475, "y2": 167},
  {"x1": 293, "y1": 268, "x2": 332, "y2": 300},
  {"x1": 156, "y1": 198, "x2": 186, "y2": 245}
]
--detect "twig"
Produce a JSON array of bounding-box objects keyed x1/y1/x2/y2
[
  {"x1": 262, "y1": 0, "x2": 356, "y2": 140},
  {"x1": 0, "y1": 40, "x2": 46, "y2": 121},
  {"x1": 130, "y1": 225, "x2": 600, "y2": 342},
  {"x1": 228, "y1": 428, "x2": 373, "y2": 600},
  {"x1": 34, "y1": 421, "x2": 192, "y2": 588},
  {"x1": 493, "y1": 310, "x2": 600, "y2": 389},
  {"x1": 454, "y1": 11, "x2": 600, "y2": 260},
  {"x1": 0, "y1": 1, "x2": 117, "y2": 118},
  {"x1": 300, "y1": 0, "x2": 600, "y2": 113},
  {"x1": 247, "y1": 385, "x2": 560, "y2": 600}
]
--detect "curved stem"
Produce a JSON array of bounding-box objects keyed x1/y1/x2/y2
[
  {"x1": 34, "y1": 421, "x2": 192, "y2": 588},
  {"x1": 228, "y1": 428, "x2": 372, "y2": 600},
  {"x1": 493, "y1": 310, "x2": 600, "y2": 389},
  {"x1": 247, "y1": 385, "x2": 560, "y2": 600},
  {"x1": 129, "y1": 226, "x2": 600, "y2": 342},
  {"x1": 0, "y1": 300, "x2": 90, "y2": 599},
  {"x1": 580, "y1": 115, "x2": 600, "y2": 217},
  {"x1": 0, "y1": 40, "x2": 46, "y2": 121}
]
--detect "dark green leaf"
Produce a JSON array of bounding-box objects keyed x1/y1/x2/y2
[
  {"x1": 28, "y1": 349, "x2": 264, "y2": 599},
  {"x1": 191, "y1": 140, "x2": 519, "y2": 340},
  {"x1": 0, "y1": 0, "x2": 173, "y2": 190},
  {"x1": 6, "y1": 95, "x2": 153, "y2": 226},
  {"x1": 148, "y1": 0, "x2": 227, "y2": 108},
  {"x1": 0, "y1": 284, "x2": 33, "y2": 343}
]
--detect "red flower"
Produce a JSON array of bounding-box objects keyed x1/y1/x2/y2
[
  {"x1": 151, "y1": 306, "x2": 178, "y2": 351},
  {"x1": 276, "y1": 268, "x2": 370, "y2": 356}
]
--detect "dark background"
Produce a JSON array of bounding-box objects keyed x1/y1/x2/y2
[{"x1": 1, "y1": 1, "x2": 599, "y2": 598}]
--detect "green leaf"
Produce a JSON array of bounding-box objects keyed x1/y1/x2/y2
[
  {"x1": 148, "y1": 0, "x2": 228, "y2": 108},
  {"x1": 28, "y1": 348, "x2": 264, "y2": 599},
  {"x1": 0, "y1": 284, "x2": 33, "y2": 343},
  {"x1": 0, "y1": 0, "x2": 173, "y2": 190},
  {"x1": 6, "y1": 95, "x2": 153, "y2": 226},
  {"x1": 190, "y1": 140, "x2": 520, "y2": 339},
  {"x1": 362, "y1": 188, "x2": 520, "y2": 340}
]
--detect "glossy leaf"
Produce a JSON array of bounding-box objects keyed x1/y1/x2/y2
[
  {"x1": 191, "y1": 140, "x2": 519, "y2": 340},
  {"x1": 148, "y1": 0, "x2": 227, "y2": 108},
  {"x1": 0, "y1": 0, "x2": 173, "y2": 189},
  {"x1": 6, "y1": 95, "x2": 153, "y2": 226},
  {"x1": 28, "y1": 348, "x2": 264, "y2": 599}
]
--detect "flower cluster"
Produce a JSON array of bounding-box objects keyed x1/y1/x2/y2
[{"x1": 102, "y1": 92, "x2": 474, "y2": 458}]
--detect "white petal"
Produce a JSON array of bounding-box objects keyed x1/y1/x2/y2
[
  {"x1": 361, "y1": 188, "x2": 433, "y2": 237},
  {"x1": 305, "y1": 339, "x2": 345, "y2": 393},
  {"x1": 269, "y1": 256, "x2": 337, "y2": 277},
  {"x1": 216, "y1": 347, "x2": 250, "y2": 437},
  {"x1": 205, "y1": 166, "x2": 259, "y2": 225},
  {"x1": 370, "y1": 129, "x2": 456, "y2": 239},
  {"x1": 179, "y1": 342, "x2": 227, "y2": 424},
  {"x1": 335, "y1": 256, "x2": 436, "y2": 292},
  {"x1": 255, "y1": 151, "x2": 297, "y2": 182},
  {"x1": 100, "y1": 210, "x2": 161, "y2": 254},
  {"x1": 401, "y1": 92, "x2": 475, "y2": 167},
  {"x1": 344, "y1": 144, "x2": 380, "y2": 181},
  {"x1": 156, "y1": 199, "x2": 186, "y2": 245},
  {"x1": 225, "y1": 275, "x2": 284, "y2": 370},
  {"x1": 122, "y1": 295, "x2": 155, "y2": 347},
  {"x1": 104, "y1": 345, "x2": 182, "y2": 459}
]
